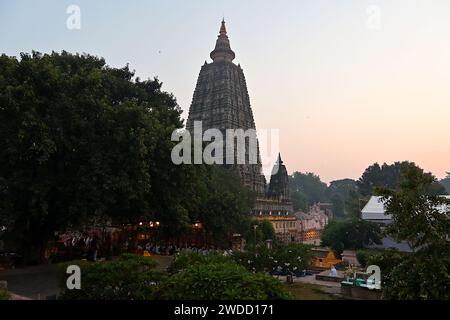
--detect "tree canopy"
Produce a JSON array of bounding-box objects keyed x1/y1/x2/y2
[
  {"x1": 358, "y1": 161, "x2": 447, "y2": 196},
  {"x1": 0, "y1": 51, "x2": 254, "y2": 263},
  {"x1": 440, "y1": 172, "x2": 450, "y2": 194},
  {"x1": 320, "y1": 218, "x2": 382, "y2": 254},
  {"x1": 289, "y1": 172, "x2": 328, "y2": 211},
  {"x1": 369, "y1": 165, "x2": 450, "y2": 299}
]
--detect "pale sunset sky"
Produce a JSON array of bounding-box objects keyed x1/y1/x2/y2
[{"x1": 1, "y1": 0, "x2": 449, "y2": 183}]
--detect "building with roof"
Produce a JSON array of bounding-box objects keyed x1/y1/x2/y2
[{"x1": 361, "y1": 195, "x2": 450, "y2": 252}]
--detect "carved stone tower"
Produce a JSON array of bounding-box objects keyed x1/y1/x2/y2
[
  {"x1": 186, "y1": 19, "x2": 266, "y2": 195},
  {"x1": 267, "y1": 153, "x2": 291, "y2": 202}
]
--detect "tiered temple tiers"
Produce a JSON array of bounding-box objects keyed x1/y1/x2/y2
[
  {"x1": 186, "y1": 20, "x2": 330, "y2": 244},
  {"x1": 186, "y1": 19, "x2": 266, "y2": 195}
]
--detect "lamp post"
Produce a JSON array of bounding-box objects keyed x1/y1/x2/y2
[{"x1": 253, "y1": 224, "x2": 258, "y2": 244}]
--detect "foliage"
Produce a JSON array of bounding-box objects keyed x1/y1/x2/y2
[
  {"x1": 320, "y1": 218, "x2": 382, "y2": 254},
  {"x1": 272, "y1": 243, "x2": 314, "y2": 274},
  {"x1": 0, "y1": 289, "x2": 11, "y2": 300},
  {"x1": 368, "y1": 247, "x2": 450, "y2": 300},
  {"x1": 59, "y1": 254, "x2": 162, "y2": 300},
  {"x1": 195, "y1": 165, "x2": 255, "y2": 245},
  {"x1": 357, "y1": 161, "x2": 446, "y2": 196},
  {"x1": 379, "y1": 165, "x2": 450, "y2": 249},
  {"x1": 289, "y1": 172, "x2": 328, "y2": 211},
  {"x1": 373, "y1": 166, "x2": 450, "y2": 299},
  {"x1": 167, "y1": 251, "x2": 232, "y2": 275},
  {"x1": 232, "y1": 243, "x2": 313, "y2": 274},
  {"x1": 327, "y1": 179, "x2": 359, "y2": 217},
  {"x1": 356, "y1": 249, "x2": 381, "y2": 268},
  {"x1": 153, "y1": 262, "x2": 293, "y2": 300},
  {"x1": 441, "y1": 173, "x2": 450, "y2": 194},
  {"x1": 232, "y1": 244, "x2": 277, "y2": 273},
  {"x1": 243, "y1": 219, "x2": 276, "y2": 246},
  {"x1": 0, "y1": 51, "x2": 256, "y2": 263},
  {"x1": 0, "y1": 51, "x2": 184, "y2": 263}
]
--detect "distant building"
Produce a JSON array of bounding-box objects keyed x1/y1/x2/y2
[
  {"x1": 295, "y1": 204, "x2": 329, "y2": 244},
  {"x1": 361, "y1": 195, "x2": 450, "y2": 225},
  {"x1": 253, "y1": 154, "x2": 297, "y2": 243},
  {"x1": 361, "y1": 195, "x2": 450, "y2": 252},
  {"x1": 361, "y1": 196, "x2": 392, "y2": 225}
]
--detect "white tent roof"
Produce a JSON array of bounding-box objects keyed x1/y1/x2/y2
[
  {"x1": 361, "y1": 195, "x2": 450, "y2": 222},
  {"x1": 361, "y1": 196, "x2": 390, "y2": 221}
]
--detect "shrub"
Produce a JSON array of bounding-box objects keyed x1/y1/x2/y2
[
  {"x1": 153, "y1": 262, "x2": 293, "y2": 300},
  {"x1": 232, "y1": 243, "x2": 313, "y2": 275},
  {"x1": 232, "y1": 244, "x2": 276, "y2": 273},
  {"x1": 167, "y1": 252, "x2": 232, "y2": 274},
  {"x1": 0, "y1": 289, "x2": 11, "y2": 300},
  {"x1": 273, "y1": 243, "x2": 313, "y2": 274},
  {"x1": 59, "y1": 253, "x2": 163, "y2": 300}
]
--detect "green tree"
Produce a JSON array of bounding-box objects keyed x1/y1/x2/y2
[
  {"x1": 243, "y1": 219, "x2": 276, "y2": 245},
  {"x1": 440, "y1": 172, "x2": 450, "y2": 194},
  {"x1": 357, "y1": 161, "x2": 446, "y2": 196},
  {"x1": 327, "y1": 179, "x2": 359, "y2": 218},
  {"x1": 380, "y1": 166, "x2": 450, "y2": 249},
  {"x1": 195, "y1": 165, "x2": 255, "y2": 246},
  {"x1": 373, "y1": 166, "x2": 450, "y2": 299},
  {"x1": 320, "y1": 218, "x2": 382, "y2": 254},
  {"x1": 153, "y1": 262, "x2": 293, "y2": 300},
  {"x1": 59, "y1": 254, "x2": 161, "y2": 300},
  {"x1": 289, "y1": 172, "x2": 328, "y2": 211},
  {"x1": 0, "y1": 51, "x2": 183, "y2": 263}
]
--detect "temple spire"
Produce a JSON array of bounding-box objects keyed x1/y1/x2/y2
[
  {"x1": 210, "y1": 19, "x2": 235, "y2": 63},
  {"x1": 277, "y1": 152, "x2": 283, "y2": 165}
]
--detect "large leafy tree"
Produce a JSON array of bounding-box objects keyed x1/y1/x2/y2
[
  {"x1": 0, "y1": 51, "x2": 183, "y2": 263},
  {"x1": 357, "y1": 161, "x2": 446, "y2": 196},
  {"x1": 441, "y1": 172, "x2": 450, "y2": 194},
  {"x1": 289, "y1": 172, "x2": 328, "y2": 211},
  {"x1": 327, "y1": 179, "x2": 359, "y2": 218},
  {"x1": 371, "y1": 166, "x2": 450, "y2": 299},
  {"x1": 196, "y1": 165, "x2": 255, "y2": 246},
  {"x1": 320, "y1": 218, "x2": 382, "y2": 254}
]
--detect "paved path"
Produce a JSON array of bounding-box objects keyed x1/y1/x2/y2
[
  {"x1": 0, "y1": 255, "x2": 174, "y2": 300},
  {"x1": 0, "y1": 264, "x2": 60, "y2": 300}
]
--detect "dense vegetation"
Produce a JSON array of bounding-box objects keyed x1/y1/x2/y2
[
  {"x1": 60, "y1": 254, "x2": 161, "y2": 300},
  {"x1": 290, "y1": 161, "x2": 447, "y2": 218},
  {"x1": 0, "y1": 52, "x2": 254, "y2": 263},
  {"x1": 440, "y1": 173, "x2": 450, "y2": 194},
  {"x1": 366, "y1": 165, "x2": 450, "y2": 299},
  {"x1": 320, "y1": 218, "x2": 382, "y2": 254},
  {"x1": 0, "y1": 289, "x2": 11, "y2": 300},
  {"x1": 154, "y1": 262, "x2": 292, "y2": 300},
  {"x1": 59, "y1": 252, "x2": 295, "y2": 300}
]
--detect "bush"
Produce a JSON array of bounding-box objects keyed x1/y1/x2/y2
[
  {"x1": 321, "y1": 218, "x2": 382, "y2": 254},
  {"x1": 356, "y1": 249, "x2": 380, "y2": 268},
  {"x1": 0, "y1": 289, "x2": 11, "y2": 300},
  {"x1": 232, "y1": 245, "x2": 275, "y2": 273},
  {"x1": 232, "y1": 243, "x2": 313, "y2": 275},
  {"x1": 167, "y1": 252, "x2": 232, "y2": 274},
  {"x1": 59, "y1": 254, "x2": 163, "y2": 300},
  {"x1": 273, "y1": 243, "x2": 313, "y2": 274},
  {"x1": 153, "y1": 262, "x2": 293, "y2": 300}
]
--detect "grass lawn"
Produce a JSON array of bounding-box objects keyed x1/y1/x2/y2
[{"x1": 285, "y1": 282, "x2": 342, "y2": 300}]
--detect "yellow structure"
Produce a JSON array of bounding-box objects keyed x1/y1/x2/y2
[
  {"x1": 143, "y1": 250, "x2": 151, "y2": 257},
  {"x1": 313, "y1": 249, "x2": 342, "y2": 269}
]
